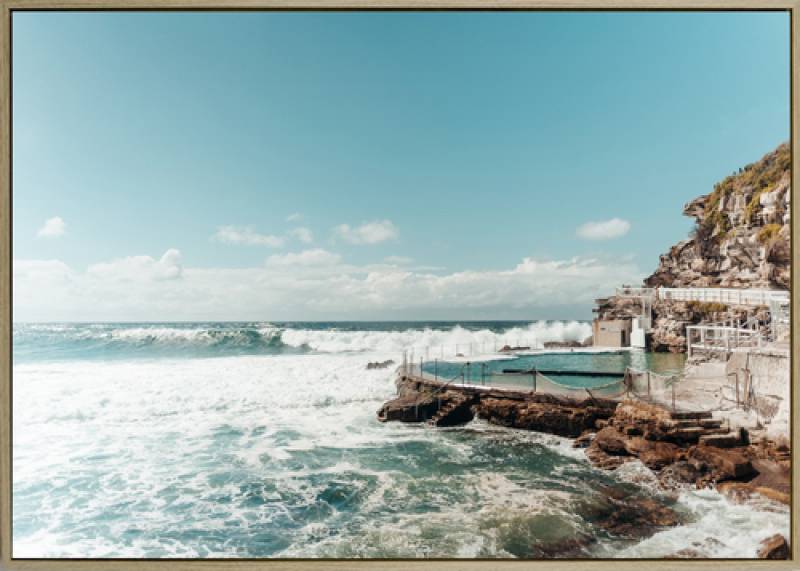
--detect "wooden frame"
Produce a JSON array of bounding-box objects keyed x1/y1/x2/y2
[{"x1": 0, "y1": 3, "x2": 796, "y2": 569}]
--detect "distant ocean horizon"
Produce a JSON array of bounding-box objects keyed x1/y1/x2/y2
[{"x1": 12, "y1": 320, "x2": 788, "y2": 558}]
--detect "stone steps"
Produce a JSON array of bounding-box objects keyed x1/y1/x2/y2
[
  {"x1": 676, "y1": 418, "x2": 722, "y2": 429},
  {"x1": 699, "y1": 433, "x2": 743, "y2": 449},
  {"x1": 426, "y1": 399, "x2": 465, "y2": 427}
]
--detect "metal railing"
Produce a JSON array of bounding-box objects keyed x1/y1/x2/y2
[
  {"x1": 402, "y1": 337, "x2": 544, "y2": 369},
  {"x1": 685, "y1": 320, "x2": 765, "y2": 358},
  {"x1": 659, "y1": 287, "x2": 788, "y2": 307}
]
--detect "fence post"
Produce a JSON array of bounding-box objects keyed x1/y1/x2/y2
[
  {"x1": 434, "y1": 359, "x2": 438, "y2": 381},
  {"x1": 647, "y1": 371, "x2": 651, "y2": 399},
  {"x1": 671, "y1": 381, "x2": 676, "y2": 411},
  {"x1": 420, "y1": 357, "x2": 423, "y2": 378}
]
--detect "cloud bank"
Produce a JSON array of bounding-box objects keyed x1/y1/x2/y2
[{"x1": 13, "y1": 250, "x2": 643, "y2": 322}]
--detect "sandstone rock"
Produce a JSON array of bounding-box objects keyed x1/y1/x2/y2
[
  {"x1": 572, "y1": 431, "x2": 594, "y2": 448},
  {"x1": 584, "y1": 441, "x2": 631, "y2": 470},
  {"x1": 658, "y1": 461, "x2": 703, "y2": 488},
  {"x1": 688, "y1": 445, "x2": 755, "y2": 483},
  {"x1": 476, "y1": 397, "x2": 611, "y2": 438},
  {"x1": 624, "y1": 438, "x2": 682, "y2": 470},
  {"x1": 593, "y1": 426, "x2": 629, "y2": 455},
  {"x1": 578, "y1": 485, "x2": 681, "y2": 538},
  {"x1": 543, "y1": 340, "x2": 582, "y2": 349},
  {"x1": 757, "y1": 534, "x2": 789, "y2": 559}
]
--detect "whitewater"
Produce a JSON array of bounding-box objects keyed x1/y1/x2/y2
[{"x1": 12, "y1": 321, "x2": 788, "y2": 558}]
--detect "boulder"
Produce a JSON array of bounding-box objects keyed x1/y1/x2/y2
[
  {"x1": 757, "y1": 534, "x2": 789, "y2": 559},
  {"x1": 476, "y1": 397, "x2": 610, "y2": 438},
  {"x1": 624, "y1": 438, "x2": 683, "y2": 470},
  {"x1": 687, "y1": 445, "x2": 755, "y2": 483},
  {"x1": 578, "y1": 485, "x2": 681, "y2": 538},
  {"x1": 593, "y1": 427, "x2": 629, "y2": 456}
]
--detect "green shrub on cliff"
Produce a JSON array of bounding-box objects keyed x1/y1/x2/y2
[
  {"x1": 757, "y1": 223, "x2": 782, "y2": 245},
  {"x1": 686, "y1": 301, "x2": 728, "y2": 315}
]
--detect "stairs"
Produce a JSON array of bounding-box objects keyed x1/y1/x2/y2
[
  {"x1": 426, "y1": 397, "x2": 468, "y2": 428},
  {"x1": 669, "y1": 410, "x2": 745, "y2": 447}
]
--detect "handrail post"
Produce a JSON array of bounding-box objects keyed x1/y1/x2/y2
[
  {"x1": 672, "y1": 380, "x2": 676, "y2": 411},
  {"x1": 434, "y1": 359, "x2": 438, "y2": 381}
]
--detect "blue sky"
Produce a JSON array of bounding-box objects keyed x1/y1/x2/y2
[{"x1": 12, "y1": 11, "x2": 790, "y2": 321}]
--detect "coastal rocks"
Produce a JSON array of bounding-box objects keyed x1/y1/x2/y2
[
  {"x1": 475, "y1": 396, "x2": 614, "y2": 438},
  {"x1": 543, "y1": 339, "x2": 590, "y2": 349},
  {"x1": 376, "y1": 392, "x2": 441, "y2": 423},
  {"x1": 376, "y1": 376, "x2": 472, "y2": 423},
  {"x1": 758, "y1": 534, "x2": 789, "y2": 559},
  {"x1": 577, "y1": 485, "x2": 681, "y2": 539},
  {"x1": 499, "y1": 345, "x2": 531, "y2": 352},
  {"x1": 585, "y1": 401, "x2": 763, "y2": 488},
  {"x1": 379, "y1": 375, "x2": 618, "y2": 437},
  {"x1": 366, "y1": 359, "x2": 395, "y2": 370},
  {"x1": 687, "y1": 445, "x2": 755, "y2": 483}
]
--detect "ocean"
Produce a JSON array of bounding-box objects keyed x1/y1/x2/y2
[{"x1": 11, "y1": 321, "x2": 789, "y2": 558}]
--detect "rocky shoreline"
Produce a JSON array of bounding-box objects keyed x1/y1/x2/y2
[{"x1": 378, "y1": 373, "x2": 790, "y2": 558}]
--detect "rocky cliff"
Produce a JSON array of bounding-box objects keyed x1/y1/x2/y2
[
  {"x1": 647, "y1": 142, "x2": 790, "y2": 290},
  {"x1": 596, "y1": 143, "x2": 790, "y2": 352}
]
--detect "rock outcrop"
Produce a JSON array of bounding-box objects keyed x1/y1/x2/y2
[
  {"x1": 376, "y1": 375, "x2": 617, "y2": 437},
  {"x1": 646, "y1": 142, "x2": 790, "y2": 290},
  {"x1": 758, "y1": 534, "x2": 790, "y2": 559},
  {"x1": 596, "y1": 143, "x2": 790, "y2": 352}
]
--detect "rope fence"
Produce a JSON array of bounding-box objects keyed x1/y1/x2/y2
[{"x1": 399, "y1": 355, "x2": 682, "y2": 409}]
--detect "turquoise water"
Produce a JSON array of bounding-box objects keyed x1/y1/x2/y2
[
  {"x1": 422, "y1": 351, "x2": 686, "y2": 389},
  {"x1": 12, "y1": 321, "x2": 787, "y2": 558}
]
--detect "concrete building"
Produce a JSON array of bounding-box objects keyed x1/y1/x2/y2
[{"x1": 592, "y1": 318, "x2": 633, "y2": 348}]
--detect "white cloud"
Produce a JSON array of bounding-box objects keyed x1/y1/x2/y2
[
  {"x1": 87, "y1": 249, "x2": 183, "y2": 282},
  {"x1": 266, "y1": 249, "x2": 341, "y2": 267},
  {"x1": 13, "y1": 251, "x2": 642, "y2": 321},
  {"x1": 213, "y1": 226, "x2": 285, "y2": 247},
  {"x1": 288, "y1": 227, "x2": 314, "y2": 244},
  {"x1": 576, "y1": 218, "x2": 631, "y2": 240},
  {"x1": 286, "y1": 213, "x2": 303, "y2": 223},
  {"x1": 37, "y1": 216, "x2": 66, "y2": 238},
  {"x1": 334, "y1": 220, "x2": 398, "y2": 245}
]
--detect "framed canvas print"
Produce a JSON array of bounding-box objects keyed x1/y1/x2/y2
[{"x1": 0, "y1": 2, "x2": 797, "y2": 569}]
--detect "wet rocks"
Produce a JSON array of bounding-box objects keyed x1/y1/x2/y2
[
  {"x1": 475, "y1": 396, "x2": 614, "y2": 438},
  {"x1": 366, "y1": 359, "x2": 395, "y2": 370},
  {"x1": 542, "y1": 340, "x2": 583, "y2": 349},
  {"x1": 578, "y1": 485, "x2": 681, "y2": 539},
  {"x1": 758, "y1": 534, "x2": 789, "y2": 559},
  {"x1": 687, "y1": 445, "x2": 755, "y2": 483}
]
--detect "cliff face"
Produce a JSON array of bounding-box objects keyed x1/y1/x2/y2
[
  {"x1": 645, "y1": 143, "x2": 790, "y2": 290},
  {"x1": 595, "y1": 143, "x2": 791, "y2": 352}
]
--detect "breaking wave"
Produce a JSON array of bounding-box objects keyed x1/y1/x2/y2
[{"x1": 13, "y1": 321, "x2": 593, "y2": 362}]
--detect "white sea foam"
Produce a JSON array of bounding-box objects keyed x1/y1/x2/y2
[
  {"x1": 280, "y1": 321, "x2": 593, "y2": 354},
  {"x1": 11, "y1": 329, "x2": 788, "y2": 559}
]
